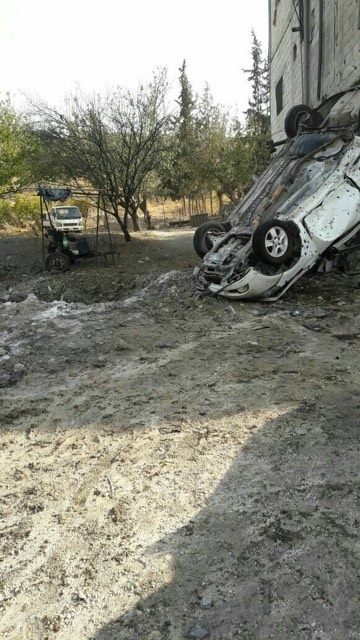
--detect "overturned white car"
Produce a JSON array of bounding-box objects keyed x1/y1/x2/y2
[{"x1": 193, "y1": 88, "x2": 360, "y2": 301}]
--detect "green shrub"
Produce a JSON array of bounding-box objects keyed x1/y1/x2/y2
[
  {"x1": 0, "y1": 194, "x2": 41, "y2": 229},
  {"x1": 13, "y1": 195, "x2": 39, "y2": 222},
  {"x1": 0, "y1": 199, "x2": 13, "y2": 224}
]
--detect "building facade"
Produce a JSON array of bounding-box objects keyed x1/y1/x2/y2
[{"x1": 269, "y1": 0, "x2": 360, "y2": 141}]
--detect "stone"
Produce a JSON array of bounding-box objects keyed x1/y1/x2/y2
[
  {"x1": 0, "y1": 374, "x2": 12, "y2": 387},
  {"x1": 185, "y1": 623, "x2": 209, "y2": 639},
  {"x1": 13, "y1": 363, "x2": 26, "y2": 374},
  {"x1": 114, "y1": 339, "x2": 131, "y2": 351},
  {"x1": 199, "y1": 594, "x2": 213, "y2": 609},
  {"x1": 0, "y1": 364, "x2": 26, "y2": 386},
  {"x1": 226, "y1": 305, "x2": 236, "y2": 315}
]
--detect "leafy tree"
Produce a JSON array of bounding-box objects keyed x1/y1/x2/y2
[
  {"x1": 159, "y1": 61, "x2": 199, "y2": 209},
  {"x1": 213, "y1": 132, "x2": 252, "y2": 204},
  {"x1": 159, "y1": 40, "x2": 271, "y2": 216},
  {"x1": 194, "y1": 90, "x2": 253, "y2": 208},
  {"x1": 243, "y1": 30, "x2": 271, "y2": 174},
  {"x1": 0, "y1": 194, "x2": 40, "y2": 231},
  {"x1": 194, "y1": 84, "x2": 226, "y2": 206},
  {"x1": 244, "y1": 30, "x2": 269, "y2": 134},
  {"x1": 0, "y1": 96, "x2": 40, "y2": 197}
]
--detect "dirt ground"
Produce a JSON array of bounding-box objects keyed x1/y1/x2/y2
[{"x1": 1, "y1": 228, "x2": 360, "y2": 639}]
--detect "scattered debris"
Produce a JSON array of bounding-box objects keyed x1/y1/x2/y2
[
  {"x1": 0, "y1": 365, "x2": 26, "y2": 387},
  {"x1": 1, "y1": 228, "x2": 360, "y2": 640},
  {"x1": 106, "y1": 475, "x2": 114, "y2": 498},
  {"x1": 199, "y1": 593, "x2": 213, "y2": 610}
]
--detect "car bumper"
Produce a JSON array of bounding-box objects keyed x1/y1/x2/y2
[{"x1": 208, "y1": 268, "x2": 283, "y2": 299}]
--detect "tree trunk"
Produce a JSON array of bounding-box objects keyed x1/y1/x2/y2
[
  {"x1": 128, "y1": 200, "x2": 140, "y2": 232},
  {"x1": 114, "y1": 211, "x2": 131, "y2": 242},
  {"x1": 210, "y1": 191, "x2": 213, "y2": 216},
  {"x1": 119, "y1": 201, "x2": 131, "y2": 242},
  {"x1": 131, "y1": 211, "x2": 140, "y2": 232},
  {"x1": 182, "y1": 196, "x2": 186, "y2": 219},
  {"x1": 106, "y1": 199, "x2": 131, "y2": 242},
  {"x1": 139, "y1": 196, "x2": 152, "y2": 230},
  {"x1": 216, "y1": 190, "x2": 223, "y2": 214}
]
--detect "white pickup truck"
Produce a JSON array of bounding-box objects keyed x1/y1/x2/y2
[{"x1": 42, "y1": 205, "x2": 84, "y2": 233}]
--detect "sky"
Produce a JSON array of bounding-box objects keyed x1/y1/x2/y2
[{"x1": 0, "y1": 0, "x2": 268, "y2": 117}]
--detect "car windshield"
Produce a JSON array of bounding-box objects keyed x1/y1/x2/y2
[{"x1": 54, "y1": 207, "x2": 81, "y2": 220}]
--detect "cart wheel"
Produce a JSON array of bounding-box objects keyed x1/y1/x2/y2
[{"x1": 45, "y1": 252, "x2": 71, "y2": 272}]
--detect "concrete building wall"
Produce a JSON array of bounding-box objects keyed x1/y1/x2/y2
[{"x1": 269, "y1": 0, "x2": 360, "y2": 141}]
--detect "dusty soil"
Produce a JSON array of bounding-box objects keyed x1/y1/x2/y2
[{"x1": 1, "y1": 228, "x2": 360, "y2": 639}]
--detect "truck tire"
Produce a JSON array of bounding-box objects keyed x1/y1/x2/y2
[
  {"x1": 252, "y1": 220, "x2": 298, "y2": 265},
  {"x1": 284, "y1": 105, "x2": 322, "y2": 138},
  {"x1": 193, "y1": 221, "x2": 226, "y2": 258}
]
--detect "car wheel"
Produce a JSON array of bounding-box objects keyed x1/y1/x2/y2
[
  {"x1": 45, "y1": 252, "x2": 71, "y2": 272},
  {"x1": 193, "y1": 221, "x2": 226, "y2": 258},
  {"x1": 252, "y1": 220, "x2": 298, "y2": 265},
  {"x1": 284, "y1": 105, "x2": 323, "y2": 138}
]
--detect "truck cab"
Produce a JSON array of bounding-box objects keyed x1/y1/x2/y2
[{"x1": 42, "y1": 205, "x2": 84, "y2": 233}]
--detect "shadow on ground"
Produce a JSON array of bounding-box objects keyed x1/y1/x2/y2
[{"x1": 94, "y1": 390, "x2": 360, "y2": 640}]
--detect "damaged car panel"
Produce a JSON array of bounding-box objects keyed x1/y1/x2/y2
[{"x1": 193, "y1": 88, "x2": 360, "y2": 301}]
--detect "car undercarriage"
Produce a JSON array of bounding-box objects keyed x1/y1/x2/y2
[{"x1": 193, "y1": 89, "x2": 360, "y2": 301}]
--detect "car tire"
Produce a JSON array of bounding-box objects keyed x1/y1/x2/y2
[
  {"x1": 284, "y1": 105, "x2": 323, "y2": 138},
  {"x1": 252, "y1": 220, "x2": 298, "y2": 265},
  {"x1": 45, "y1": 252, "x2": 71, "y2": 272},
  {"x1": 193, "y1": 221, "x2": 226, "y2": 258}
]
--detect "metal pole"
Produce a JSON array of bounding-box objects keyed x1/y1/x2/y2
[
  {"x1": 103, "y1": 199, "x2": 115, "y2": 265},
  {"x1": 268, "y1": 0, "x2": 272, "y2": 134},
  {"x1": 40, "y1": 195, "x2": 45, "y2": 269},
  {"x1": 317, "y1": 0, "x2": 324, "y2": 101},
  {"x1": 95, "y1": 192, "x2": 100, "y2": 266},
  {"x1": 302, "y1": 0, "x2": 310, "y2": 105}
]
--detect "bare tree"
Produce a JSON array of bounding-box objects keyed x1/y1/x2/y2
[{"x1": 31, "y1": 69, "x2": 170, "y2": 241}]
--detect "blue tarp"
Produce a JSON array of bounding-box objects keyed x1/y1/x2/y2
[{"x1": 38, "y1": 188, "x2": 72, "y2": 202}]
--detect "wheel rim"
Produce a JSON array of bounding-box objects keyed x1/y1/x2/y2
[{"x1": 264, "y1": 226, "x2": 289, "y2": 258}]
